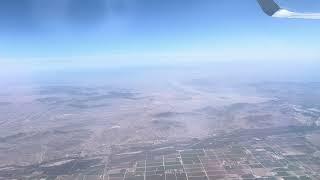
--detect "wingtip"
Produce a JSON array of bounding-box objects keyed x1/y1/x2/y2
[{"x1": 257, "y1": 0, "x2": 281, "y2": 16}]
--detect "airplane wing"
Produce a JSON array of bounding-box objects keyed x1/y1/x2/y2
[{"x1": 257, "y1": 0, "x2": 320, "y2": 19}]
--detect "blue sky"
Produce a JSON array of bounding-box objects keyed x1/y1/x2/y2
[{"x1": 0, "y1": 0, "x2": 320, "y2": 68}]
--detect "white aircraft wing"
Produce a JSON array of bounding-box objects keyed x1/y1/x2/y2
[{"x1": 257, "y1": 0, "x2": 320, "y2": 19}]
